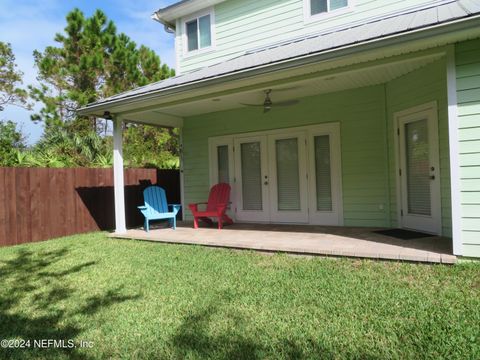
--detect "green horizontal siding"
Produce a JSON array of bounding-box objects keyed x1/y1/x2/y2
[
  {"x1": 177, "y1": 0, "x2": 443, "y2": 73},
  {"x1": 183, "y1": 84, "x2": 389, "y2": 226},
  {"x1": 456, "y1": 39, "x2": 480, "y2": 257},
  {"x1": 386, "y1": 58, "x2": 451, "y2": 236},
  {"x1": 182, "y1": 57, "x2": 451, "y2": 234}
]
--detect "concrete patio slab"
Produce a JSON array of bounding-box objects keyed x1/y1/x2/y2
[{"x1": 110, "y1": 222, "x2": 456, "y2": 264}]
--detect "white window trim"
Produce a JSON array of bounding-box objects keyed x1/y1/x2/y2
[
  {"x1": 303, "y1": 0, "x2": 355, "y2": 24},
  {"x1": 182, "y1": 7, "x2": 216, "y2": 58}
]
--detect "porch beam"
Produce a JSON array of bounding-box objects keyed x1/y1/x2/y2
[
  {"x1": 446, "y1": 46, "x2": 462, "y2": 256},
  {"x1": 113, "y1": 116, "x2": 127, "y2": 234},
  {"x1": 121, "y1": 110, "x2": 183, "y2": 128}
]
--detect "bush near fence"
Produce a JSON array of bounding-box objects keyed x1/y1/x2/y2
[{"x1": 0, "y1": 168, "x2": 180, "y2": 247}]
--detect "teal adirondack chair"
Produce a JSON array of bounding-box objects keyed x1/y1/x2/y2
[{"x1": 138, "y1": 186, "x2": 181, "y2": 231}]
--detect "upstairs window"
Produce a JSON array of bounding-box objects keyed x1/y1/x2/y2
[
  {"x1": 310, "y1": 0, "x2": 349, "y2": 16},
  {"x1": 185, "y1": 13, "x2": 212, "y2": 53}
]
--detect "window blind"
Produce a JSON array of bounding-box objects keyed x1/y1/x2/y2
[
  {"x1": 241, "y1": 142, "x2": 263, "y2": 210},
  {"x1": 276, "y1": 138, "x2": 300, "y2": 211},
  {"x1": 405, "y1": 120, "x2": 431, "y2": 216},
  {"x1": 217, "y1": 145, "x2": 229, "y2": 184},
  {"x1": 314, "y1": 135, "x2": 333, "y2": 211}
]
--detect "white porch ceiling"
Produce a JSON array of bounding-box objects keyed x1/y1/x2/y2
[{"x1": 132, "y1": 52, "x2": 444, "y2": 122}]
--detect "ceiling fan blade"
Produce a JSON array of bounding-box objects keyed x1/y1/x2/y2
[
  {"x1": 239, "y1": 103, "x2": 266, "y2": 107},
  {"x1": 273, "y1": 100, "x2": 300, "y2": 107}
]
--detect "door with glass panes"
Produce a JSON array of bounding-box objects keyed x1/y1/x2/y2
[
  {"x1": 209, "y1": 124, "x2": 343, "y2": 225},
  {"x1": 396, "y1": 105, "x2": 441, "y2": 234}
]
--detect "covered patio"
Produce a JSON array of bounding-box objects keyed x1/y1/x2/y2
[
  {"x1": 78, "y1": 8, "x2": 480, "y2": 260},
  {"x1": 111, "y1": 223, "x2": 456, "y2": 264}
]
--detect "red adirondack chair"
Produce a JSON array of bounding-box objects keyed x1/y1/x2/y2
[{"x1": 188, "y1": 183, "x2": 234, "y2": 229}]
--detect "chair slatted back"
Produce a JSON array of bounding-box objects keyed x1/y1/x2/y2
[
  {"x1": 143, "y1": 186, "x2": 168, "y2": 216},
  {"x1": 206, "y1": 183, "x2": 231, "y2": 212}
]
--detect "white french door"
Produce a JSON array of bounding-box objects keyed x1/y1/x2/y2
[
  {"x1": 211, "y1": 123, "x2": 343, "y2": 225},
  {"x1": 307, "y1": 123, "x2": 343, "y2": 225},
  {"x1": 268, "y1": 132, "x2": 308, "y2": 223},
  {"x1": 396, "y1": 104, "x2": 441, "y2": 234},
  {"x1": 234, "y1": 136, "x2": 270, "y2": 222}
]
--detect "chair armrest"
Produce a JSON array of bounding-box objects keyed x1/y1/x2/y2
[
  {"x1": 189, "y1": 202, "x2": 208, "y2": 212},
  {"x1": 168, "y1": 204, "x2": 182, "y2": 215},
  {"x1": 216, "y1": 203, "x2": 228, "y2": 214}
]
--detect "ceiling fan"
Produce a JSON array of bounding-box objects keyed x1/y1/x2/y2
[{"x1": 240, "y1": 89, "x2": 299, "y2": 113}]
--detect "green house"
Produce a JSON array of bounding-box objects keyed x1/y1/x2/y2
[{"x1": 79, "y1": 0, "x2": 480, "y2": 259}]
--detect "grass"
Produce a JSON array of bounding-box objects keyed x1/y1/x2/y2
[{"x1": 0, "y1": 233, "x2": 479, "y2": 360}]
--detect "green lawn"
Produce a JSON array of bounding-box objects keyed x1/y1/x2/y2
[{"x1": 0, "y1": 233, "x2": 478, "y2": 360}]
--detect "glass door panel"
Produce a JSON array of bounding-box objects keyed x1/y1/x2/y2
[
  {"x1": 398, "y1": 105, "x2": 441, "y2": 234},
  {"x1": 405, "y1": 120, "x2": 431, "y2": 216},
  {"x1": 240, "y1": 142, "x2": 263, "y2": 211},
  {"x1": 234, "y1": 136, "x2": 269, "y2": 222},
  {"x1": 307, "y1": 123, "x2": 343, "y2": 225},
  {"x1": 268, "y1": 132, "x2": 308, "y2": 223},
  {"x1": 314, "y1": 135, "x2": 333, "y2": 212}
]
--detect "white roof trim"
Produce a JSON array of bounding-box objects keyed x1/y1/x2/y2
[{"x1": 152, "y1": 0, "x2": 226, "y2": 28}]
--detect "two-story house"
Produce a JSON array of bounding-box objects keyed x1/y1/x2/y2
[{"x1": 79, "y1": 0, "x2": 480, "y2": 259}]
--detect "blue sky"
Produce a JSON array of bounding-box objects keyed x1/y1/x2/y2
[{"x1": 0, "y1": 0, "x2": 178, "y2": 144}]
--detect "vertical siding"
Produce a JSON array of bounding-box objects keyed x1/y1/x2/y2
[
  {"x1": 456, "y1": 39, "x2": 480, "y2": 258},
  {"x1": 0, "y1": 168, "x2": 180, "y2": 247},
  {"x1": 177, "y1": 0, "x2": 448, "y2": 73},
  {"x1": 386, "y1": 58, "x2": 452, "y2": 237}
]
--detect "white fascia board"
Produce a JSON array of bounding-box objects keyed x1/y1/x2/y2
[
  {"x1": 78, "y1": 15, "x2": 480, "y2": 118},
  {"x1": 153, "y1": 0, "x2": 226, "y2": 29}
]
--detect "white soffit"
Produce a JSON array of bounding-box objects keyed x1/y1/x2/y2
[{"x1": 146, "y1": 52, "x2": 445, "y2": 118}]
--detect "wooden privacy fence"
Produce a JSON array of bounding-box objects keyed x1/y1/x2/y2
[{"x1": 0, "y1": 168, "x2": 180, "y2": 247}]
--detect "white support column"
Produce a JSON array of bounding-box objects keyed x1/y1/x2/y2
[
  {"x1": 179, "y1": 128, "x2": 186, "y2": 221},
  {"x1": 446, "y1": 46, "x2": 462, "y2": 256},
  {"x1": 113, "y1": 116, "x2": 127, "y2": 234}
]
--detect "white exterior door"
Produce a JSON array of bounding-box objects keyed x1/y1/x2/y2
[
  {"x1": 397, "y1": 104, "x2": 441, "y2": 234},
  {"x1": 307, "y1": 123, "x2": 343, "y2": 225},
  {"x1": 234, "y1": 136, "x2": 270, "y2": 222},
  {"x1": 268, "y1": 132, "x2": 308, "y2": 223},
  {"x1": 211, "y1": 123, "x2": 344, "y2": 225}
]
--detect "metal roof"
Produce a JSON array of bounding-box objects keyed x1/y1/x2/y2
[{"x1": 82, "y1": 0, "x2": 480, "y2": 112}]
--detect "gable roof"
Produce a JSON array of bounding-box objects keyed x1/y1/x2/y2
[{"x1": 80, "y1": 0, "x2": 480, "y2": 115}]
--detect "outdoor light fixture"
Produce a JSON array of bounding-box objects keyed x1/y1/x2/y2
[{"x1": 103, "y1": 111, "x2": 113, "y2": 120}]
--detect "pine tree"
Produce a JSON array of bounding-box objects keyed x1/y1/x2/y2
[
  {"x1": 29, "y1": 8, "x2": 178, "y2": 168},
  {"x1": 0, "y1": 42, "x2": 30, "y2": 111},
  {"x1": 31, "y1": 8, "x2": 175, "y2": 131}
]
